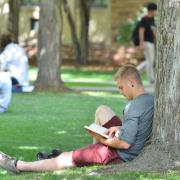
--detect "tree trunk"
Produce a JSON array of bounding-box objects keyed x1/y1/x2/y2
[
  {"x1": 62, "y1": 0, "x2": 81, "y2": 64},
  {"x1": 35, "y1": 0, "x2": 63, "y2": 91},
  {"x1": 153, "y1": 0, "x2": 180, "y2": 155},
  {"x1": 0, "y1": 1, "x2": 7, "y2": 36},
  {"x1": 62, "y1": 0, "x2": 90, "y2": 65},
  {"x1": 8, "y1": 0, "x2": 20, "y2": 42},
  {"x1": 79, "y1": 0, "x2": 90, "y2": 64}
]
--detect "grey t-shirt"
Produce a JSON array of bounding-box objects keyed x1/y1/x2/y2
[{"x1": 117, "y1": 93, "x2": 154, "y2": 161}]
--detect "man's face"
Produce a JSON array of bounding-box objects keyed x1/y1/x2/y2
[
  {"x1": 117, "y1": 78, "x2": 133, "y2": 100},
  {"x1": 150, "y1": 10, "x2": 157, "y2": 17}
]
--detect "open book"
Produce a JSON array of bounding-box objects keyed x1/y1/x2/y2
[{"x1": 84, "y1": 123, "x2": 110, "y2": 139}]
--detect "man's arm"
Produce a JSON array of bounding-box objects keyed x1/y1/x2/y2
[
  {"x1": 88, "y1": 130, "x2": 130, "y2": 149},
  {"x1": 139, "y1": 27, "x2": 145, "y2": 49},
  {"x1": 100, "y1": 136, "x2": 130, "y2": 149},
  {"x1": 0, "y1": 45, "x2": 15, "y2": 72},
  {"x1": 0, "y1": 51, "x2": 11, "y2": 71}
]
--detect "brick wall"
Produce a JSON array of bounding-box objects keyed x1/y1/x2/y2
[{"x1": 62, "y1": 45, "x2": 113, "y2": 66}]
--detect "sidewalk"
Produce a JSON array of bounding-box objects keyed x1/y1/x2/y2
[{"x1": 65, "y1": 80, "x2": 155, "y2": 93}]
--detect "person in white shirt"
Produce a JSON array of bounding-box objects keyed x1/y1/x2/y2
[
  {"x1": 0, "y1": 33, "x2": 29, "y2": 92},
  {"x1": 0, "y1": 63, "x2": 12, "y2": 113}
]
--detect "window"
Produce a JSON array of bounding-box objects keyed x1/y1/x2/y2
[
  {"x1": 30, "y1": 18, "x2": 39, "y2": 31},
  {"x1": 90, "y1": 0, "x2": 108, "y2": 8},
  {"x1": 21, "y1": 0, "x2": 40, "y2": 6}
]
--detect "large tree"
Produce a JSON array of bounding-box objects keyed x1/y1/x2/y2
[
  {"x1": 35, "y1": 0, "x2": 64, "y2": 90},
  {"x1": 90, "y1": 0, "x2": 180, "y2": 174},
  {"x1": 8, "y1": 0, "x2": 21, "y2": 42},
  {"x1": 153, "y1": 0, "x2": 180, "y2": 158}
]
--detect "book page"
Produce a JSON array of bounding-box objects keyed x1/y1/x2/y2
[{"x1": 84, "y1": 123, "x2": 109, "y2": 139}]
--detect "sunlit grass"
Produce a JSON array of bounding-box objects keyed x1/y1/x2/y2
[
  {"x1": 0, "y1": 91, "x2": 179, "y2": 179},
  {"x1": 29, "y1": 66, "x2": 149, "y2": 88},
  {"x1": 0, "y1": 91, "x2": 125, "y2": 179},
  {"x1": 29, "y1": 66, "x2": 116, "y2": 82}
]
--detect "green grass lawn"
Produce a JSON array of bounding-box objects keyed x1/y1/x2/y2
[
  {"x1": 0, "y1": 92, "x2": 179, "y2": 179},
  {"x1": 29, "y1": 66, "x2": 149, "y2": 88}
]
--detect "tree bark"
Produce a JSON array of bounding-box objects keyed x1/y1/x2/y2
[
  {"x1": 153, "y1": 0, "x2": 180, "y2": 155},
  {"x1": 62, "y1": 0, "x2": 81, "y2": 64},
  {"x1": 8, "y1": 0, "x2": 21, "y2": 42},
  {"x1": 35, "y1": 0, "x2": 64, "y2": 90},
  {"x1": 79, "y1": 0, "x2": 90, "y2": 64}
]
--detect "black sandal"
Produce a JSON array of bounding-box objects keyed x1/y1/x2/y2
[{"x1": 36, "y1": 149, "x2": 62, "y2": 160}]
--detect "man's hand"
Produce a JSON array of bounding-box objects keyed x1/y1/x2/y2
[
  {"x1": 139, "y1": 42, "x2": 145, "y2": 50},
  {"x1": 87, "y1": 129, "x2": 130, "y2": 150},
  {"x1": 106, "y1": 126, "x2": 121, "y2": 137},
  {"x1": 86, "y1": 129, "x2": 106, "y2": 142}
]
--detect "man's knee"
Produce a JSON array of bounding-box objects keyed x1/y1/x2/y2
[
  {"x1": 55, "y1": 152, "x2": 75, "y2": 168},
  {"x1": 95, "y1": 105, "x2": 110, "y2": 116},
  {"x1": 95, "y1": 105, "x2": 115, "y2": 119}
]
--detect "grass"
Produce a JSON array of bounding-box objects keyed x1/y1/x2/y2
[
  {"x1": 0, "y1": 92, "x2": 124, "y2": 179},
  {"x1": 61, "y1": 67, "x2": 116, "y2": 82},
  {"x1": 64, "y1": 82, "x2": 115, "y2": 88},
  {"x1": 29, "y1": 66, "x2": 149, "y2": 88},
  {"x1": 0, "y1": 67, "x2": 176, "y2": 179},
  {"x1": 0, "y1": 92, "x2": 179, "y2": 179}
]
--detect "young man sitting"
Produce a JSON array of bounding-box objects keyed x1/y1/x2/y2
[{"x1": 0, "y1": 65, "x2": 154, "y2": 173}]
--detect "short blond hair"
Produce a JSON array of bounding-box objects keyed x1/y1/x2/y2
[{"x1": 114, "y1": 65, "x2": 142, "y2": 84}]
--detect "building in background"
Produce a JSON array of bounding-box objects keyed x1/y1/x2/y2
[{"x1": 0, "y1": 0, "x2": 154, "y2": 65}]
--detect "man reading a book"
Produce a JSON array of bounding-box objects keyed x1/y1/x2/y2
[{"x1": 0, "y1": 65, "x2": 154, "y2": 173}]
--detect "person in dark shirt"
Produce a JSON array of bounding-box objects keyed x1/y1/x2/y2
[{"x1": 139, "y1": 3, "x2": 157, "y2": 84}]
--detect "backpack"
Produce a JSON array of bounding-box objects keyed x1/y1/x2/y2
[{"x1": 132, "y1": 21, "x2": 140, "y2": 46}]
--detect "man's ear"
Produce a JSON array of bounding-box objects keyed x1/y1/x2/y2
[
  {"x1": 127, "y1": 81, "x2": 132, "y2": 88},
  {"x1": 129, "y1": 80, "x2": 134, "y2": 87}
]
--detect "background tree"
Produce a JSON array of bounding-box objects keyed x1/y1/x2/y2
[
  {"x1": 90, "y1": 0, "x2": 180, "y2": 174},
  {"x1": 8, "y1": 0, "x2": 21, "y2": 42},
  {"x1": 79, "y1": 0, "x2": 90, "y2": 64},
  {"x1": 62, "y1": 0, "x2": 91, "y2": 64},
  {"x1": 35, "y1": 0, "x2": 64, "y2": 90},
  {"x1": 62, "y1": 0, "x2": 81, "y2": 64}
]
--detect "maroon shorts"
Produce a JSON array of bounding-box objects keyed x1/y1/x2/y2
[{"x1": 72, "y1": 116, "x2": 123, "y2": 167}]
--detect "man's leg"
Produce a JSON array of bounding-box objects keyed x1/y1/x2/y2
[
  {"x1": 94, "y1": 105, "x2": 122, "y2": 143},
  {"x1": 95, "y1": 105, "x2": 116, "y2": 126},
  {"x1": 0, "y1": 151, "x2": 75, "y2": 173},
  {"x1": 144, "y1": 42, "x2": 155, "y2": 83},
  {"x1": 18, "y1": 106, "x2": 120, "y2": 170},
  {"x1": 72, "y1": 143, "x2": 123, "y2": 167},
  {"x1": 17, "y1": 152, "x2": 75, "y2": 172}
]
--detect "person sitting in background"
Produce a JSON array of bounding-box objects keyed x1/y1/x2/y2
[
  {"x1": 0, "y1": 32, "x2": 30, "y2": 92},
  {"x1": 0, "y1": 62, "x2": 12, "y2": 113}
]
